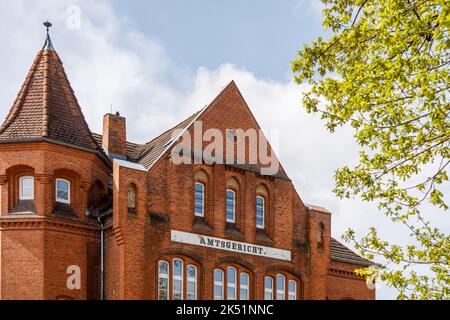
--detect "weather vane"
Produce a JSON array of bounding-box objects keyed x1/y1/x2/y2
[
  {"x1": 42, "y1": 20, "x2": 55, "y2": 51},
  {"x1": 43, "y1": 20, "x2": 52, "y2": 33}
]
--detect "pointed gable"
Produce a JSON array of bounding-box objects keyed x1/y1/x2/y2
[
  {"x1": 128, "y1": 81, "x2": 288, "y2": 179},
  {"x1": 0, "y1": 48, "x2": 102, "y2": 152}
]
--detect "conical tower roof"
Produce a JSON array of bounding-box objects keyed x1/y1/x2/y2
[{"x1": 0, "y1": 24, "x2": 102, "y2": 153}]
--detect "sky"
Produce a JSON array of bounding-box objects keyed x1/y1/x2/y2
[{"x1": 0, "y1": 0, "x2": 448, "y2": 300}]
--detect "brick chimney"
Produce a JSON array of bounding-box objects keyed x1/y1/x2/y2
[{"x1": 103, "y1": 112, "x2": 127, "y2": 160}]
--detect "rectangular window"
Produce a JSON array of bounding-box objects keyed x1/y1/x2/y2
[
  {"x1": 19, "y1": 176, "x2": 34, "y2": 200},
  {"x1": 256, "y1": 196, "x2": 265, "y2": 229},
  {"x1": 173, "y1": 259, "x2": 183, "y2": 300},
  {"x1": 276, "y1": 274, "x2": 285, "y2": 300},
  {"x1": 240, "y1": 273, "x2": 249, "y2": 300},
  {"x1": 214, "y1": 269, "x2": 224, "y2": 300},
  {"x1": 227, "y1": 267, "x2": 236, "y2": 300},
  {"x1": 195, "y1": 183, "x2": 204, "y2": 217},
  {"x1": 288, "y1": 280, "x2": 297, "y2": 300},
  {"x1": 158, "y1": 261, "x2": 169, "y2": 300},
  {"x1": 187, "y1": 265, "x2": 197, "y2": 300},
  {"x1": 55, "y1": 179, "x2": 70, "y2": 204},
  {"x1": 264, "y1": 276, "x2": 273, "y2": 300},
  {"x1": 226, "y1": 190, "x2": 236, "y2": 223}
]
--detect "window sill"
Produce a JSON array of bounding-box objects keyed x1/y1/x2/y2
[
  {"x1": 53, "y1": 202, "x2": 78, "y2": 218},
  {"x1": 193, "y1": 217, "x2": 213, "y2": 234},
  {"x1": 10, "y1": 200, "x2": 36, "y2": 214},
  {"x1": 225, "y1": 223, "x2": 244, "y2": 240},
  {"x1": 255, "y1": 229, "x2": 274, "y2": 246}
]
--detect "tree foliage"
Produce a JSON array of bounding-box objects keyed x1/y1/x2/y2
[{"x1": 292, "y1": 0, "x2": 450, "y2": 299}]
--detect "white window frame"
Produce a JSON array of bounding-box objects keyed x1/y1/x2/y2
[
  {"x1": 172, "y1": 258, "x2": 184, "y2": 300},
  {"x1": 288, "y1": 280, "x2": 297, "y2": 300},
  {"x1": 55, "y1": 178, "x2": 71, "y2": 204},
  {"x1": 227, "y1": 266, "x2": 237, "y2": 300},
  {"x1": 256, "y1": 196, "x2": 265, "y2": 229},
  {"x1": 226, "y1": 189, "x2": 236, "y2": 223},
  {"x1": 264, "y1": 276, "x2": 274, "y2": 300},
  {"x1": 158, "y1": 260, "x2": 170, "y2": 300},
  {"x1": 19, "y1": 176, "x2": 34, "y2": 200},
  {"x1": 187, "y1": 265, "x2": 197, "y2": 300},
  {"x1": 276, "y1": 274, "x2": 286, "y2": 300},
  {"x1": 239, "y1": 272, "x2": 249, "y2": 300},
  {"x1": 214, "y1": 269, "x2": 224, "y2": 300},
  {"x1": 194, "y1": 182, "x2": 205, "y2": 217}
]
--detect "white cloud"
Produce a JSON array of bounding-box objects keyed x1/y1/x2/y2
[{"x1": 1, "y1": 0, "x2": 448, "y2": 300}]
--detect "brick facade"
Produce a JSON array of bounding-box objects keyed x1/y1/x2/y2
[{"x1": 0, "y1": 34, "x2": 375, "y2": 300}]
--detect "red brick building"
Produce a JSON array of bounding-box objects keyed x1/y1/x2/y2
[{"x1": 0, "y1": 30, "x2": 375, "y2": 300}]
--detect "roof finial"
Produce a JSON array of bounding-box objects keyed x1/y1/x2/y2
[
  {"x1": 42, "y1": 20, "x2": 55, "y2": 51},
  {"x1": 44, "y1": 20, "x2": 52, "y2": 33}
]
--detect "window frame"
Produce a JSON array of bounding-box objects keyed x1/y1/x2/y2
[
  {"x1": 172, "y1": 258, "x2": 184, "y2": 300},
  {"x1": 264, "y1": 276, "x2": 274, "y2": 300},
  {"x1": 226, "y1": 266, "x2": 237, "y2": 300},
  {"x1": 158, "y1": 260, "x2": 170, "y2": 300},
  {"x1": 186, "y1": 264, "x2": 197, "y2": 300},
  {"x1": 226, "y1": 189, "x2": 236, "y2": 223},
  {"x1": 239, "y1": 272, "x2": 249, "y2": 300},
  {"x1": 276, "y1": 274, "x2": 286, "y2": 300},
  {"x1": 256, "y1": 195, "x2": 265, "y2": 229},
  {"x1": 194, "y1": 182, "x2": 205, "y2": 217},
  {"x1": 19, "y1": 176, "x2": 34, "y2": 200},
  {"x1": 288, "y1": 280, "x2": 297, "y2": 300},
  {"x1": 214, "y1": 269, "x2": 224, "y2": 300},
  {"x1": 55, "y1": 178, "x2": 71, "y2": 204}
]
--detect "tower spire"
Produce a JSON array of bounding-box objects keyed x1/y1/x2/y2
[{"x1": 42, "y1": 20, "x2": 55, "y2": 51}]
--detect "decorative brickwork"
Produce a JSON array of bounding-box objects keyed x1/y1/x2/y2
[{"x1": 0, "y1": 35, "x2": 375, "y2": 300}]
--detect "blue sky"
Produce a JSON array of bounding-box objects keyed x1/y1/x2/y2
[
  {"x1": 109, "y1": 0, "x2": 325, "y2": 82},
  {"x1": 1, "y1": 0, "x2": 446, "y2": 300}
]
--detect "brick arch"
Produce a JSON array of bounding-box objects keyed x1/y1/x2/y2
[
  {"x1": 156, "y1": 249, "x2": 205, "y2": 299},
  {"x1": 0, "y1": 157, "x2": 42, "y2": 175},
  {"x1": 216, "y1": 256, "x2": 254, "y2": 271},
  {"x1": 50, "y1": 162, "x2": 87, "y2": 181},
  {"x1": 193, "y1": 167, "x2": 212, "y2": 184},
  {"x1": 264, "y1": 265, "x2": 305, "y2": 300},
  {"x1": 5, "y1": 164, "x2": 36, "y2": 212},
  {"x1": 264, "y1": 264, "x2": 305, "y2": 281},
  {"x1": 159, "y1": 248, "x2": 204, "y2": 265},
  {"x1": 213, "y1": 256, "x2": 256, "y2": 300},
  {"x1": 225, "y1": 175, "x2": 243, "y2": 190}
]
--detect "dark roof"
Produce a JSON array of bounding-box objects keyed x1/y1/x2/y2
[
  {"x1": 92, "y1": 110, "x2": 202, "y2": 168},
  {"x1": 330, "y1": 238, "x2": 373, "y2": 267},
  {"x1": 0, "y1": 48, "x2": 102, "y2": 153},
  {"x1": 137, "y1": 110, "x2": 202, "y2": 168}
]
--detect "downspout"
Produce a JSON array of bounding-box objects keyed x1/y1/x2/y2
[
  {"x1": 96, "y1": 208, "x2": 112, "y2": 301},
  {"x1": 98, "y1": 215, "x2": 105, "y2": 301}
]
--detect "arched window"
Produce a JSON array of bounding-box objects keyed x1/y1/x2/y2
[
  {"x1": 288, "y1": 280, "x2": 297, "y2": 300},
  {"x1": 194, "y1": 182, "x2": 205, "y2": 217},
  {"x1": 226, "y1": 189, "x2": 236, "y2": 223},
  {"x1": 19, "y1": 176, "x2": 34, "y2": 200},
  {"x1": 227, "y1": 267, "x2": 237, "y2": 300},
  {"x1": 158, "y1": 261, "x2": 169, "y2": 300},
  {"x1": 264, "y1": 276, "x2": 274, "y2": 300},
  {"x1": 187, "y1": 265, "x2": 197, "y2": 300},
  {"x1": 128, "y1": 184, "x2": 137, "y2": 214},
  {"x1": 55, "y1": 178, "x2": 70, "y2": 204},
  {"x1": 276, "y1": 274, "x2": 285, "y2": 300},
  {"x1": 214, "y1": 269, "x2": 224, "y2": 300},
  {"x1": 172, "y1": 259, "x2": 183, "y2": 300},
  {"x1": 239, "y1": 273, "x2": 249, "y2": 300},
  {"x1": 256, "y1": 196, "x2": 265, "y2": 229}
]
